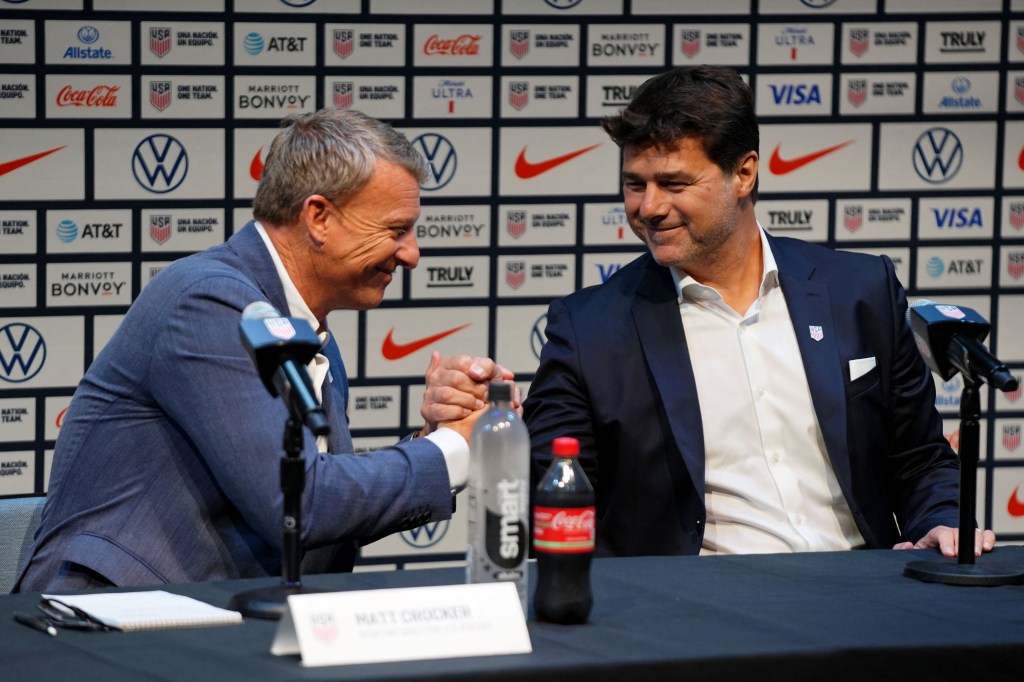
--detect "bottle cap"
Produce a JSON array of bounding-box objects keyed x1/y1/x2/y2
[
  {"x1": 488, "y1": 381, "x2": 512, "y2": 402},
  {"x1": 552, "y1": 436, "x2": 580, "y2": 457}
]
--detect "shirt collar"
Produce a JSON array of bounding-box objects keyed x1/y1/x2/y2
[
  {"x1": 253, "y1": 221, "x2": 327, "y2": 339},
  {"x1": 671, "y1": 223, "x2": 779, "y2": 304}
]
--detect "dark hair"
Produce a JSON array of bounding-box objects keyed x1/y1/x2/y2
[{"x1": 602, "y1": 65, "x2": 759, "y2": 201}]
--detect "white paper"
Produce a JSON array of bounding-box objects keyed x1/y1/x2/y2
[
  {"x1": 271, "y1": 582, "x2": 532, "y2": 667},
  {"x1": 42, "y1": 590, "x2": 243, "y2": 631}
]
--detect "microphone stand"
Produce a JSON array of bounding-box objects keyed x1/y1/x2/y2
[
  {"x1": 229, "y1": 415, "x2": 326, "y2": 618},
  {"x1": 904, "y1": 373, "x2": 1024, "y2": 586}
]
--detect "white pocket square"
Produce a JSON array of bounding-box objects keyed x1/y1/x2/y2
[{"x1": 849, "y1": 356, "x2": 876, "y2": 381}]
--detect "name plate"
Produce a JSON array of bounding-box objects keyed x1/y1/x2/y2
[{"x1": 270, "y1": 582, "x2": 532, "y2": 667}]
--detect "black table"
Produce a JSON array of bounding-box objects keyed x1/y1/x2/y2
[{"x1": 5, "y1": 547, "x2": 1024, "y2": 681}]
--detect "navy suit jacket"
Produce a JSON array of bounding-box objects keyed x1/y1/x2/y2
[
  {"x1": 524, "y1": 235, "x2": 961, "y2": 556},
  {"x1": 16, "y1": 223, "x2": 452, "y2": 591}
]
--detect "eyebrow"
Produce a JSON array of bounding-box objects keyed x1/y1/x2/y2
[{"x1": 621, "y1": 170, "x2": 691, "y2": 182}]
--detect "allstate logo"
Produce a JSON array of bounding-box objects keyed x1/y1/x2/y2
[
  {"x1": 941, "y1": 376, "x2": 962, "y2": 392},
  {"x1": 925, "y1": 256, "x2": 946, "y2": 278},
  {"x1": 0, "y1": 323, "x2": 47, "y2": 384},
  {"x1": 132, "y1": 134, "x2": 189, "y2": 194},
  {"x1": 412, "y1": 133, "x2": 457, "y2": 191},
  {"x1": 912, "y1": 127, "x2": 963, "y2": 184},
  {"x1": 56, "y1": 219, "x2": 78, "y2": 243},
  {"x1": 77, "y1": 26, "x2": 100, "y2": 44},
  {"x1": 400, "y1": 519, "x2": 449, "y2": 549},
  {"x1": 243, "y1": 32, "x2": 265, "y2": 55},
  {"x1": 531, "y1": 313, "x2": 548, "y2": 360},
  {"x1": 951, "y1": 76, "x2": 971, "y2": 94}
]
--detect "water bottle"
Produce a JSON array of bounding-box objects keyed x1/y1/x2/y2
[
  {"x1": 466, "y1": 381, "x2": 529, "y2": 614},
  {"x1": 533, "y1": 436, "x2": 595, "y2": 624}
]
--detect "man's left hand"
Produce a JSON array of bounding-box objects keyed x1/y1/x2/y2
[{"x1": 893, "y1": 526, "x2": 996, "y2": 557}]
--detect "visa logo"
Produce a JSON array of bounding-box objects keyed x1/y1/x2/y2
[
  {"x1": 932, "y1": 207, "x2": 983, "y2": 229},
  {"x1": 597, "y1": 263, "x2": 622, "y2": 281},
  {"x1": 769, "y1": 84, "x2": 821, "y2": 105}
]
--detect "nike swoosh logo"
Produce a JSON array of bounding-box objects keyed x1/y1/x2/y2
[
  {"x1": 0, "y1": 146, "x2": 67, "y2": 178},
  {"x1": 1009, "y1": 485, "x2": 1024, "y2": 517},
  {"x1": 381, "y1": 324, "x2": 470, "y2": 360},
  {"x1": 514, "y1": 143, "x2": 602, "y2": 179},
  {"x1": 250, "y1": 147, "x2": 265, "y2": 181},
  {"x1": 768, "y1": 141, "x2": 853, "y2": 175}
]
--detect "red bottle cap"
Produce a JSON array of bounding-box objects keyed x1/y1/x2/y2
[{"x1": 552, "y1": 437, "x2": 580, "y2": 457}]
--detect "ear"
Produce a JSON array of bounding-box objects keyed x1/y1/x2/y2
[
  {"x1": 302, "y1": 194, "x2": 332, "y2": 247},
  {"x1": 733, "y1": 151, "x2": 758, "y2": 200}
]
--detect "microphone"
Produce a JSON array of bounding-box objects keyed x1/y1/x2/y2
[
  {"x1": 907, "y1": 299, "x2": 1018, "y2": 392},
  {"x1": 239, "y1": 301, "x2": 330, "y2": 436}
]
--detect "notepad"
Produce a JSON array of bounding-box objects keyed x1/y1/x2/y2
[{"x1": 42, "y1": 590, "x2": 243, "y2": 632}]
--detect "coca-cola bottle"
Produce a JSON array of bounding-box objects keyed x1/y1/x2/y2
[{"x1": 533, "y1": 436, "x2": 595, "y2": 624}]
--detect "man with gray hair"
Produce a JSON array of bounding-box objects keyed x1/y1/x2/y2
[{"x1": 16, "y1": 109, "x2": 509, "y2": 591}]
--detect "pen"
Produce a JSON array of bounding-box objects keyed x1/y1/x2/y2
[{"x1": 14, "y1": 612, "x2": 58, "y2": 637}]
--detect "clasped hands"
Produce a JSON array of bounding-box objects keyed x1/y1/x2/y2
[{"x1": 418, "y1": 351, "x2": 522, "y2": 443}]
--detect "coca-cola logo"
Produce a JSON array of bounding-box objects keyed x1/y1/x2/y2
[
  {"x1": 423, "y1": 34, "x2": 481, "y2": 56},
  {"x1": 550, "y1": 509, "x2": 596, "y2": 533},
  {"x1": 57, "y1": 84, "x2": 120, "y2": 108}
]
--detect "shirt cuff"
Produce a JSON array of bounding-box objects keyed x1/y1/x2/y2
[{"x1": 424, "y1": 427, "x2": 469, "y2": 494}]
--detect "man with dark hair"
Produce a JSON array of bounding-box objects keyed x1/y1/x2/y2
[
  {"x1": 17, "y1": 109, "x2": 511, "y2": 591},
  {"x1": 524, "y1": 66, "x2": 995, "y2": 558}
]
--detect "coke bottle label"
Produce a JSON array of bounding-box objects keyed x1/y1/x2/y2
[{"x1": 533, "y1": 506, "x2": 596, "y2": 553}]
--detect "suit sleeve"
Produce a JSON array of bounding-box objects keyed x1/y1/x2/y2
[
  {"x1": 524, "y1": 297, "x2": 602, "y2": 491},
  {"x1": 147, "y1": 274, "x2": 452, "y2": 552},
  {"x1": 880, "y1": 257, "x2": 961, "y2": 542}
]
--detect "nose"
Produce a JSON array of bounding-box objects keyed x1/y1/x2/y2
[
  {"x1": 638, "y1": 184, "x2": 670, "y2": 223},
  {"x1": 396, "y1": 230, "x2": 420, "y2": 269}
]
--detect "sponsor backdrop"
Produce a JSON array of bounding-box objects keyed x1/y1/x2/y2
[{"x1": 2, "y1": 0, "x2": 1024, "y2": 566}]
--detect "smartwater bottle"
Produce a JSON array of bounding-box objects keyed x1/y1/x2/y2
[{"x1": 466, "y1": 381, "x2": 529, "y2": 614}]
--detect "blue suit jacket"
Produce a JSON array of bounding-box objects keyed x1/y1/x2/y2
[
  {"x1": 524, "y1": 235, "x2": 961, "y2": 556},
  {"x1": 16, "y1": 223, "x2": 452, "y2": 591}
]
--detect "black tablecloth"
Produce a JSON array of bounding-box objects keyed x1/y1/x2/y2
[{"x1": 5, "y1": 547, "x2": 1024, "y2": 681}]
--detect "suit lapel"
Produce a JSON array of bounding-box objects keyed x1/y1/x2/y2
[
  {"x1": 772, "y1": 239, "x2": 852, "y2": 491},
  {"x1": 321, "y1": 334, "x2": 354, "y2": 454},
  {"x1": 631, "y1": 258, "x2": 706, "y2": 498}
]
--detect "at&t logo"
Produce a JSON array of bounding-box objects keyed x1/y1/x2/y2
[
  {"x1": 0, "y1": 323, "x2": 46, "y2": 383},
  {"x1": 132, "y1": 134, "x2": 189, "y2": 193},
  {"x1": 412, "y1": 133, "x2": 456, "y2": 191},
  {"x1": 400, "y1": 519, "x2": 449, "y2": 548},
  {"x1": 913, "y1": 127, "x2": 963, "y2": 184},
  {"x1": 243, "y1": 32, "x2": 265, "y2": 55}
]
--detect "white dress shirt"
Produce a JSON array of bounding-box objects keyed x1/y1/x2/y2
[
  {"x1": 253, "y1": 222, "x2": 469, "y2": 490},
  {"x1": 673, "y1": 226, "x2": 865, "y2": 554}
]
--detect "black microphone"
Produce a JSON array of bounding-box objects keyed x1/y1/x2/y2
[
  {"x1": 907, "y1": 299, "x2": 1018, "y2": 392},
  {"x1": 239, "y1": 302, "x2": 330, "y2": 436}
]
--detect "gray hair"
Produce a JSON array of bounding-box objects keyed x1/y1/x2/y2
[{"x1": 252, "y1": 108, "x2": 428, "y2": 225}]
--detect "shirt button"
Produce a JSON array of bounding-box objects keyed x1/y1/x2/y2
[{"x1": 772, "y1": 452, "x2": 782, "y2": 464}]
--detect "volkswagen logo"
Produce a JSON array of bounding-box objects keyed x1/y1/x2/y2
[
  {"x1": 412, "y1": 133, "x2": 457, "y2": 191},
  {"x1": 77, "y1": 26, "x2": 100, "y2": 44},
  {"x1": 531, "y1": 313, "x2": 548, "y2": 360},
  {"x1": 912, "y1": 127, "x2": 963, "y2": 184},
  {"x1": 281, "y1": 0, "x2": 317, "y2": 5},
  {"x1": 132, "y1": 134, "x2": 189, "y2": 194},
  {"x1": 545, "y1": 0, "x2": 584, "y2": 7},
  {"x1": 0, "y1": 323, "x2": 46, "y2": 383},
  {"x1": 399, "y1": 519, "x2": 449, "y2": 549}
]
